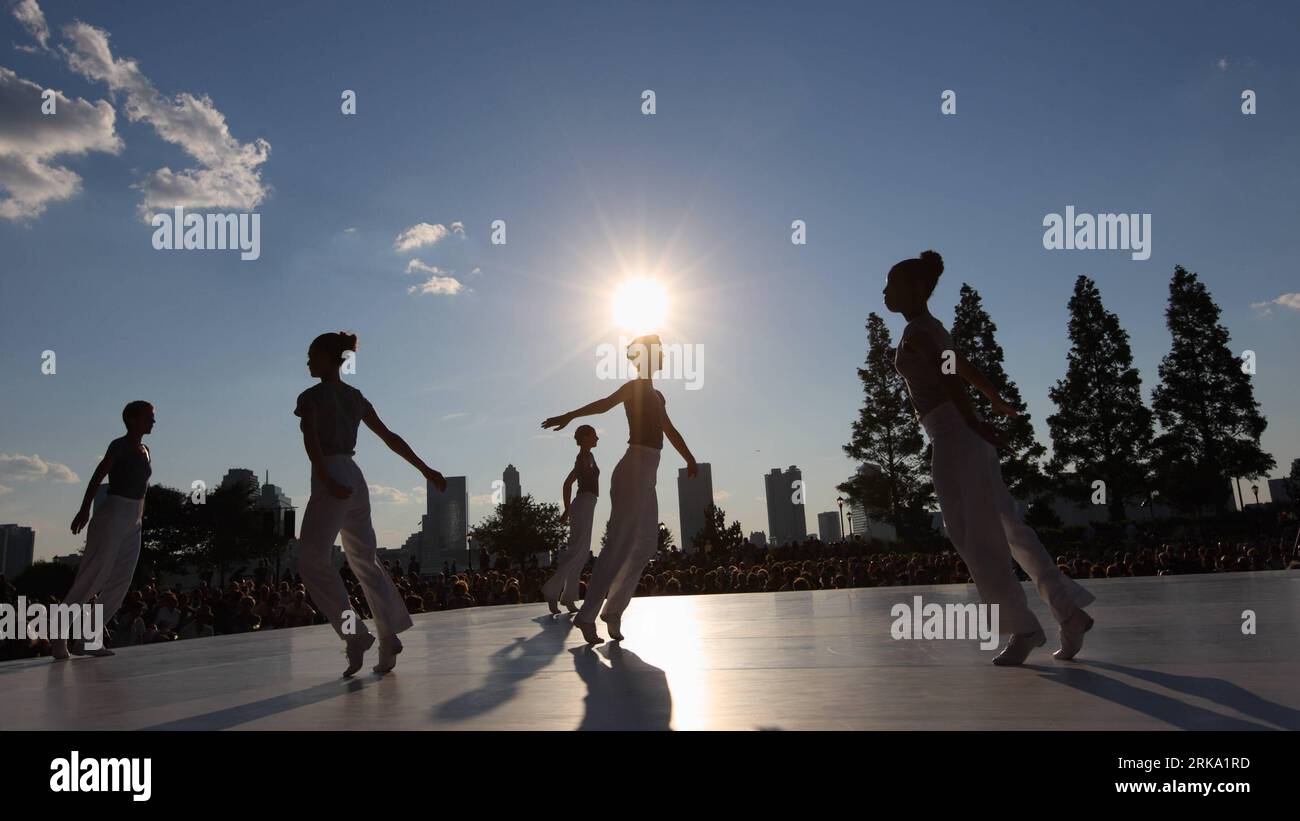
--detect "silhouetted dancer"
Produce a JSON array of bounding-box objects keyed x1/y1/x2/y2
[
  {"x1": 542, "y1": 334, "x2": 698, "y2": 644},
  {"x1": 295, "y1": 331, "x2": 448, "y2": 676},
  {"x1": 52, "y1": 400, "x2": 156, "y2": 660},
  {"x1": 542, "y1": 424, "x2": 601, "y2": 614},
  {"x1": 884, "y1": 250, "x2": 1095, "y2": 665}
]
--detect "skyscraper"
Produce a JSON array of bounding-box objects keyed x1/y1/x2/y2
[
  {"x1": 817, "y1": 511, "x2": 842, "y2": 543},
  {"x1": 677, "y1": 462, "x2": 713, "y2": 551},
  {"x1": 0, "y1": 524, "x2": 36, "y2": 579},
  {"x1": 502, "y1": 464, "x2": 521, "y2": 502},
  {"x1": 423, "y1": 475, "x2": 468, "y2": 569},
  {"x1": 764, "y1": 466, "x2": 807, "y2": 547}
]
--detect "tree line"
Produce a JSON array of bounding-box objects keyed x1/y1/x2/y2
[{"x1": 840, "y1": 265, "x2": 1280, "y2": 543}]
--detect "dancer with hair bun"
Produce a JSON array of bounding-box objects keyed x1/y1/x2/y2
[
  {"x1": 542, "y1": 334, "x2": 699, "y2": 645},
  {"x1": 883, "y1": 251, "x2": 1095, "y2": 665},
  {"x1": 295, "y1": 331, "x2": 448, "y2": 676}
]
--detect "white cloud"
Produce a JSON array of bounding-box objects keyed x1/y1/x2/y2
[
  {"x1": 0, "y1": 67, "x2": 121, "y2": 220},
  {"x1": 13, "y1": 0, "x2": 50, "y2": 51},
  {"x1": 713, "y1": 490, "x2": 731, "y2": 502},
  {"x1": 450, "y1": 220, "x2": 465, "y2": 237},
  {"x1": 369, "y1": 484, "x2": 429, "y2": 504},
  {"x1": 405, "y1": 259, "x2": 447, "y2": 275},
  {"x1": 0, "y1": 452, "x2": 79, "y2": 485},
  {"x1": 56, "y1": 12, "x2": 270, "y2": 215},
  {"x1": 394, "y1": 222, "x2": 449, "y2": 252},
  {"x1": 469, "y1": 493, "x2": 495, "y2": 507},
  {"x1": 407, "y1": 275, "x2": 464, "y2": 296},
  {"x1": 439, "y1": 411, "x2": 468, "y2": 421},
  {"x1": 1252, "y1": 293, "x2": 1300, "y2": 315}
]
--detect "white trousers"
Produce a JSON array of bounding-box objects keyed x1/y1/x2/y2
[
  {"x1": 64, "y1": 494, "x2": 144, "y2": 622},
  {"x1": 298, "y1": 455, "x2": 413, "y2": 640},
  {"x1": 543, "y1": 491, "x2": 597, "y2": 602},
  {"x1": 578, "y1": 445, "x2": 660, "y2": 622},
  {"x1": 924, "y1": 402, "x2": 1094, "y2": 635}
]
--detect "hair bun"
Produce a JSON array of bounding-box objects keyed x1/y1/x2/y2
[
  {"x1": 919, "y1": 250, "x2": 944, "y2": 277},
  {"x1": 338, "y1": 331, "x2": 358, "y2": 351}
]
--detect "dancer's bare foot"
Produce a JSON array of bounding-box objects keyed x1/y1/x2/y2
[
  {"x1": 992, "y1": 629, "x2": 1045, "y2": 666},
  {"x1": 546, "y1": 595, "x2": 560, "y2": 615},
  {"x1": 574, "y1": 619, "x2": 604, "y2": 645},
  {"x1": 600, "y1": 614, "x2": 623, "y2": 641},
  {"x1": 343, "y1": 632, "x2": 375, "y2": 677},
  {"x1": 560, "y1": 599, "x2": 578, "y2": 614},
  {"x1": 1054, "y1": 609, "x2": 1094, "y2": 661},
  {"x1": 50, "y1": 639, "x2": 69, "y2": 661}
]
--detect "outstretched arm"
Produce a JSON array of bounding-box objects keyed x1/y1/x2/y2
[
  {"x1": 362, "y1": 406, "x2": 447, "y2": 492},
  {"x1": 662, "y1": 409, "x2": 698, "y2": 476},
  {"x1": 71, "y1": 452, "x2": 117, "y2": 534},
  {"x1": 541, "y1": 383, "x2": 627, "y2": 431}
]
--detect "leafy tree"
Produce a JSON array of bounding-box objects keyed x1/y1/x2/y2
[
  {"x1": 12, "y1": 561, "x2": 76, "y2": 601},
  {"x1": 470, "y1": 494, "x2": 567, "y2": 568},
  {"x1": 951, "y1": 283, "x2": 1047, "y2": 497},
  {"x1": 1046, "y1": 276, "x2": 1155, "y2": 520},
  {"x1": 690, "y1": 505, "x2": 746, "y2": 555},
  {"x1": 141, "y1": 484, "x2": 208, "y2": 578},
  {"x1": 1150, "y1": 267, "x2": 1274, "y2": 513},
  {"x1": 839, "y1": 313, "x2": 935, "y2": 543}
]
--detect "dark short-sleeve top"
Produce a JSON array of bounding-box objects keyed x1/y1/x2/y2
[
  {"x1": 575, "y1": 451, "x2": 600, "y2": 497},
  {"x1": 623, "y1": 379, "x2": 666, "y2": 450},
  {"x1": 294, "y1": 382, "x2": 373, "y2": 456},
  {"x1": 106, "y1": 437, "x2": 151, "y2": 500}
]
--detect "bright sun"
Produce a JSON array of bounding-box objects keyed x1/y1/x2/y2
[{"x1": 611, "y1": 277, "x2": 669, "y2": 336}]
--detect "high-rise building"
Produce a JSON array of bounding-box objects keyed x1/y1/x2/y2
[
  {"x1": 677, "y1": 462, "x2": 714, "y2": 551},
  {"x1": 219, "y1": 468, "x2": 258, "y2": 492},
  {"x1": 748, "y1": 531, "x2": 767, "y2": 547},
  {"x1": 817, "y1": 511, "x2": 842, "y2": 543},
  {"x1": 423, "y1": 476, "x2": 468, "y2": 569},
  {"x1": 258, "y1": 471, "x2": 295, "y2": 537},
  {"x1": 764, "y1": 466, "x2": 807, "y2": 547},
  {"x1": 502, "y1": 464, "x2": 521, "y2": 502},
  {"x1": 0, "y1": 524, "x2": 36, "y2": 579}
]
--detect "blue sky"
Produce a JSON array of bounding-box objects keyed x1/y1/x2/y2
[{"x1": 2, "y1": 0, "x2": 1297, "y2": 560}]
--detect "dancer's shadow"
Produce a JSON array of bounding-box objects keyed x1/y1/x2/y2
[
  {"x1": 1028, "y1": 663, "x2": 1283, "y2": 730},
  {"x1": 1085, "y1": 660, "x2": 1300, "y2": 730},
  {"x1": 143, "y1": 678, "x2": 367, "y2": 730},
  {"x1": 571, "y1": 643, "x2": 672, "y2": 730},
  {"x1": 433, "y1": 615, "x2": 573, "y2": 722}
]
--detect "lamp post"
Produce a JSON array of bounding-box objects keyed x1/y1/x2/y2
[
  {"x1": 836, "y1": 496, "x2": 846, "y2": 543},
  {"x1": 466, "y1": 533, "x2": 473, "y2": 579}
]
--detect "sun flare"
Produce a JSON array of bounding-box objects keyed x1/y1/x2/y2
[{"x1": 611, "y1": 277, "x2": 670, "y2": 336}]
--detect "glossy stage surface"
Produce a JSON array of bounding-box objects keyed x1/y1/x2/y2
[{"x1": 3, "y1": 571, "x2": 1297, "y2": 730}]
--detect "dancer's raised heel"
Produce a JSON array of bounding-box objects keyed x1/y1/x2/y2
[
  {"x1": 574, "y1": 619, "x2": 604, "y2": 645},
  {"x1": 546, "y1": 595, "x2": 560, "y2": 615},
  {"x1": 600, "y1": 614, "x2": 624, "y2": 641},
  {"x1": 991, "y1": 629, "x2": 1046, "y2": 666},
  {"x1": 373, "y1": 635, "x2": 403, "y2": 674},
  {"x1": 50, "y1": 639, "x2": 69, "y2": 661},
  {"x1": 1053, "y1": 609, "x2": 1094, "y2": 661},
  {"x1": 343, "y1": 632, "x2": 375, "y2": 677}
]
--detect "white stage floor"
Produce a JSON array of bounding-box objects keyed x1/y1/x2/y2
[{"x1": 2, "y1": 571, "x2": 1297, "y2": 730}]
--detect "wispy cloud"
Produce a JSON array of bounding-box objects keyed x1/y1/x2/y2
[
  {"x1": 12, "y1": 0, "x2": 50, "y2": 52},
  {"x1": 394, "y1": 222, "x2": 450, "y2": 252},
  {"x1": 0, "y1": 452, "x2": 79, "y2": 485},
  {"x1": 0, "y1": 67, "x2": 121, "y2": 220},
  {"x1": 1250, "y1": 293, "x2": 1300, "y2": 316}
]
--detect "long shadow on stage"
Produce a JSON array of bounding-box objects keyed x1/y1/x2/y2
[
  {"x1": 143, "y1": 678, "x2": 369, "y2": 730},
  {"x1": 1030, "y1": 662, "x2": 1298, "y2": 730},
  {"x1": 571, "y1": 644, "x2": 672, "y2": 730},
  {"x1": 433, "y1": 615, "x2": 574, "y2": 722}
]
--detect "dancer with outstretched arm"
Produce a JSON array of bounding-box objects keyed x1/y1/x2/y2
[
  {"x1": 52, "y1": 401, "x2": 156, "y2": 660},
  {"x1": 295, "y1": 331, "x2": 447, "y2": 676},
  {"x1": 542, "y1": 334, "x2": 698, "y2": 644},
  {"x1": 884, "y1": 251, "x2": 1095, "y2": 665},
  {"x1": 542, "y1": 424, "x2": 601, "y2": 614}
]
